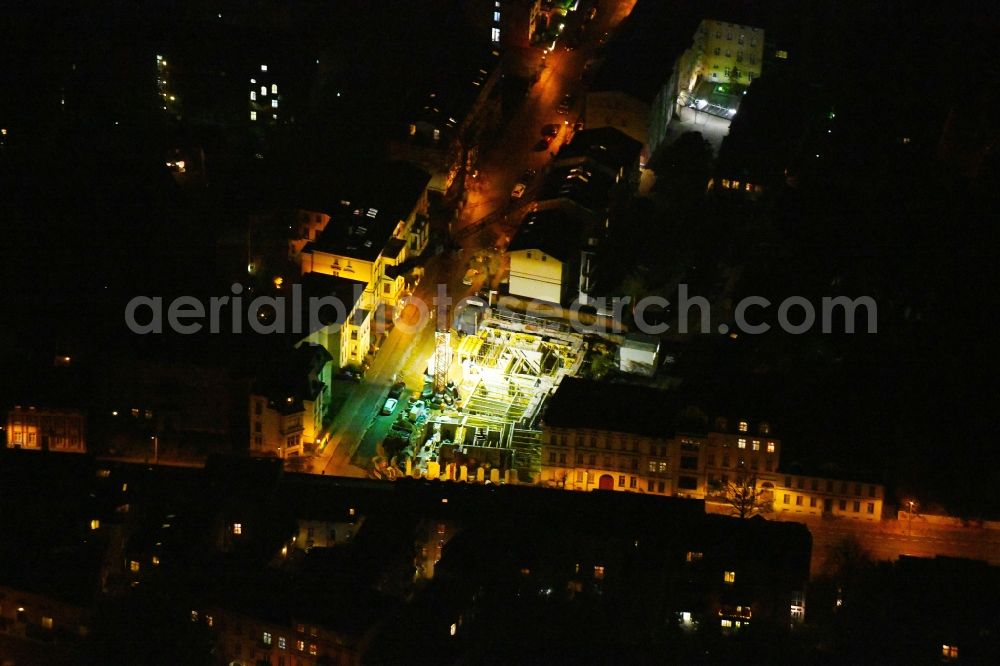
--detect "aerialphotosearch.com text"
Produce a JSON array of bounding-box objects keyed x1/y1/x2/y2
[{"x1": 124, "y1": 283, "x2": 877, "y2": 336}]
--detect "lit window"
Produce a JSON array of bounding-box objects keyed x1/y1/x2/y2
[
  {"x1": 493, "y1": 11, "x2": 500, "y2": 22},
  {"x1": 593, "y1": 565, "x2": 605, "y2": 580},
  {"x1": 272, "y1": 99, "x2": 278, "y2": 108},
  {"x1": 737, "y1": 438, "x2": 746, "y2": 449},
  {"x1": 767, "y1": 441, "x2": 775, "y2": 453},
  {"x1": 271, "y1": 84, "x2": 277, "y2": 94},
  {"x1": 90, "y1": 519, "x2": 100, "y2": 530},
  {"x1": 250, "y1": 111, "x2": 257, "y2": 121},
  {"x1": 261, "y1": 86, "x2": 267, "y2": 96},
  {"x1": 130, "y1": 560, "x2": 140, "y2": 573},
  {"x1": 721, "y1": 619, "x2": 733, "y2": 628},
  {"x1": 724, "y1": 570, "x2": 736, "y2": 583},
  {"x1": 250, "y1": 91, "x2": 256, "y2": 101},
  {"x1": 432, "y1": 128, "x2": 440, "y2": 141},
  {"x1": 190, "y1": 610, "x2": 198, "y2": 622},
  {"x1": 152, "y1": 555, "x2": 160, "y2": 566},
  {"x1": 261, "y1": 64, "x2": 268, "y2": 72},
  {"x1": 776, "y1": 50, "x2": 788, "y2": 59},
  {"x1": 686, "y1": 551, "x2": 703, "y2": 562},
  {"x1": 278, "y1": 637, "x2": 287, "y2": 650},
  {"x1": 263, "y1": 632, "x2": 272, "y2": 645},
  {"x1": 309, "y1": 643, "x2": 317, "y2": 655},
  {"x1": 450, "y1": 623, "x2": 457, "y2": 636},
  {"x1": 738, "y1": 421, "x2": 748, "y2": 432},
  {"x1": 233, "y1": 523, "x2": 242, "y2": 535},
  {"x1": 491, "y1": 27, "x2": 500, "y2": 43},
  {"x1": 296, "y1": 640, "x2": 305, "y2": 652},
  {"x1": 942, "y1": 645, "x2": 958, "y2": 659},
  {"x1": 42, "y1": 616, "x2": 53, "y2": 629},
  {"x1": 752, "y1": 440, "x2": 760, "y2": 451},
  {"x1": 206, "y1": 615, "x2": 213, "y2": 627}
]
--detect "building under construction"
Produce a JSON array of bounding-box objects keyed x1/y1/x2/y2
[{"x1": 409, "y1": 313, "x2": 585, "y2": 483}]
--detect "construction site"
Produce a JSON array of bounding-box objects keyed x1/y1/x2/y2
[{"x1": 377, "y1": 311, "x2": 585, "y2": 484}]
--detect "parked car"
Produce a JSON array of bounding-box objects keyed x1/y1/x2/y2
[
  {"x1": 521, "y1": 168, "x2": 537, "y2": 182},
  {"x1": 380, "y1": 397, "x2": 398, "y2": 416},
  {"x1": 336, "y1": 367, "x2": 363, "y2": 382},
  {"x1": 542, "y1": 123, "x2": 561, "y2": 138},
  {"x1": 388, "y1": 381, "x2": 406, "y2": 398},
  {"x1": 557, "y1": 94, "x2": 573, "y2": 114},
  {"x1": 510, "y1": 183, "x2": 526, "y2": 199}
]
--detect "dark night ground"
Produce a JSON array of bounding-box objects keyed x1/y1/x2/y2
[{"x1": 2, "y1": 1, "x2": 1000, "y2": 516}]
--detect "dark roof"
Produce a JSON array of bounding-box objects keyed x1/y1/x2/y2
[
  {"x1": 590, "y1": 1, "x2": 696, "y2": 103},
  {"x1": 304, "y1": 202, "x2": 400, "y2": 263},
  {"x1": 270, "y1": 272, "x2": 367, "y2": 344},
  {"x1": 557, "y1": 126, "x2": 643, "y2": 174},
  {"x1": 543, "y1": 377, "x2": 679, "y2": 438},
  {"x1": 384, "y1": 237, "x2": 407, "y2": 261},
  {"x1": 403, "y1": 47, "x2": 501, "y2": 138},
  {"x1": 253, "y1": 343, "x2": 331, "y2": 413},
  {"x1": 537, "y1": 160, "x2": 617, "y2": 212},
  {"x1": 716, "y1": 73, "x2": 819, "y2": 183},
  {"x1": 507, "y1": 208, "x2": 583, "y2": 263},
  {"x1": 309, "y1": 161, "x2": 424, "y2": 218}
]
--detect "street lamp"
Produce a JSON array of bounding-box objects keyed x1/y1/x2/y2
[{"x1": 906, "y1": 499, "x2": 917, "y2": 535}]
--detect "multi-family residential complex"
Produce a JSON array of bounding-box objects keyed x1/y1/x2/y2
[
  {"x1": 5, "y1": 406, "x2": 86, "y2": 453},
  {"x1": 694, "y1": 18, "x2": 765, "y2": 85},
  {"x1": 539, "y1": 378, "x2": 884, "y2": 521}
]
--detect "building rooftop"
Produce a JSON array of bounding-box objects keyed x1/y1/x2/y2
[
  {"x1": 304, "y1": 203, "x2": 400, "y2": 263},
  {"x1": 557, "y1": 126, "x2": 643, "y2": 175},
  {"x1": 402, "y1": 47, "x2": 502, "y2": 141},
  {"x1": 299, "y1": 161, "x2": 430, "y2": 262},
  {"x1": 590, "y1": 1, "x2": 697, "y2": 103},
  {"x1": 507, "y1": 207, "x2": 583, "y2": 263},
  {"x1": 716, "y1": 73, "x2": 820, "y2": 184},
  {"x1": 252, "y1": 344, "x2": 331, "y2": 414},
  {"x1": 543, "y1": 377, "x2": 679, "y2": 438},
  {"x1": 537, "y1": 159, "x2": 617, "y2": 212}
]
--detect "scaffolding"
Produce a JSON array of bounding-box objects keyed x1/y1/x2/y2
[
  {"x1": 414, "y1": 321, "x2": 586, "y2": 481},
  {"x1": 433, "y1": 329, "x2": 451, "y2": 395}
]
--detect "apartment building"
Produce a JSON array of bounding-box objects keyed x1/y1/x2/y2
[
  {"x1": 296, "y1": 162, "x2": 431, "y2": 317},
  {"x1": 249, "y1": 344, "x2": 332, "y2": 459},
  {"x1": 540, "y1": 379, "x2": 884, "y2": 522},
  {"x1": 774, "y1": 472, "x2": 884, "y2": 521},
  {"x1": 5, "y1": 407, "x2": 86, "y2": 453},
  {"x1": 695, "y1": 19, "x2": 765, "y2": 86}
]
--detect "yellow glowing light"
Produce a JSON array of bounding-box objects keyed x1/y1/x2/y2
[
  {"x1": 274, "y1": 276, "x2": 284, "y2": 288},
  {"x1": 90, "y1": 519, "x2": 100, "y2": 530}
]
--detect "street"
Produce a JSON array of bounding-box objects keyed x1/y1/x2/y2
[{"x1": 308, "y1": 1, "x2": 637, "y2": 477}]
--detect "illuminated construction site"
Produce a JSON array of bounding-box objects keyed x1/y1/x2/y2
[{"x1": 406, "y1": 314, "x2": 585, "y2": 483}]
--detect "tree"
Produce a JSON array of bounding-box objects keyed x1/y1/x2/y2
[
  {"x1": 648, "y1": 131, "x2": 714, "y2": 213},
  {"x1": 725, "y1": 470, "x2": 772, "y2": 518}
]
